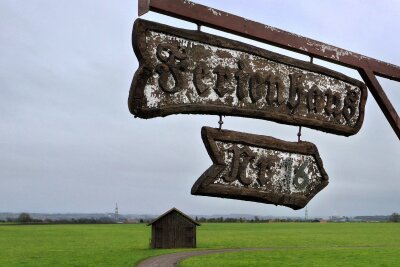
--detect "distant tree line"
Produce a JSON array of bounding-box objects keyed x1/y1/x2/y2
[
  {"x1": 1, "y1": 212, "x2": 399, "y2": 224},
  {"x1": 389, "y1": 213, "x2": 400, "y2": 222},
  {"x1": 1, "y1": 213, "x2": 115, "y2": 224},
  {"x1": 193, "y1": 216, "x2": 320, "y2": 223},
  {"x1": 135, "y1": 214, "x2": 400, "y2": 224},
  {"x1": 1, "y1": 214, "x2": 311, "y2": 224}
]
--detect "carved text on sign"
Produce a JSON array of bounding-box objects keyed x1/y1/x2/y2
[
  {"x1": 130, "y1": 19, "x2": 367, "y2": 136},
  {"x1": 153, "y1": 48, "x2": 357, "y2": 122},
  {"x1": 220, "y1": 145, "x2": 312, "y2": 191},
  {"x1": 191, "y1": 127, "x2": 329, "y2": 209}
]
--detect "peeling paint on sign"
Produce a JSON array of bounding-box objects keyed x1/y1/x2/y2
[
  {"x1": 129, "y1": 19, "x2": 368, "y2": 136},
  {"x1": 191, "y1": 127, "x2": 329, "y2": 210},
  {"x1": 214, "y1": 141, "x2": 322, "y2": 194}
]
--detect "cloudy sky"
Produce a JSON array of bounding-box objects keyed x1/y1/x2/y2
[{"x1": 1, "y1": 0, "x2": 399, "y2": 218}]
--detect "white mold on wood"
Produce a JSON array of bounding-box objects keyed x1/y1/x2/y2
[
  {"x1": 143, "y1": 30, "x2": 362, "y2": 127},
  {"x1": 213, "y1": 141, "x2": 323, "y2": 195}
]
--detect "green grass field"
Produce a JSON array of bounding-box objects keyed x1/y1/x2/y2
[{"x1": 0, "y1": 223, "x2": 399, "y2": 266}]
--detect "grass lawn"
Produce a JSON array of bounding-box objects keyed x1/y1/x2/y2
[
  {"x1": 179, "y1": 247, "x2": 400, "y2": 266},
  {"x1": 180, "y1": 223, "x2": 400, "y2": 266},
  {"x1": 0, "y1": 223, "x2": 399, "y2": 266},
  {"x1": 0, "y1": 224, "x2": 179, "y2": 266}
]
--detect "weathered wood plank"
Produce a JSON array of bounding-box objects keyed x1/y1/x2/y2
[
  {"x1": 129, "y1": 19, "x2": 368, "y2": 136},
  {"x1": 191, "y1": 127, "x2": 329, "y2": 210}
]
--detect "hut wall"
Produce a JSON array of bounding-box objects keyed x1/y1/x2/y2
[{"x1": 151, "y1": 211, "x2": 196, "y2": 248}]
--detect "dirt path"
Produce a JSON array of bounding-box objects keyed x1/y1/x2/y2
[
  {"x1": 136, "y1": 245, "x2": 382, "y2": 267},
  {"x1": 136, "y1": 248, "x2": 273, "y2": 267}
]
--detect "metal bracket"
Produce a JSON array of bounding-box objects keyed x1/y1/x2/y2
[
  {"x1": 297, "y1": 126, "x2": 302, "y2": 143},
  {"x1": 218, "y1": 115, "x2": 223, "y2": 130},
  {"x1": 138, "y1": 0, "x2": 400, "y2": 139}
]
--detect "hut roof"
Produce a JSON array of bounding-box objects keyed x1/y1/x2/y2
[{"x1": 147, "y1": 207, "x2": 200, "y2": 226}]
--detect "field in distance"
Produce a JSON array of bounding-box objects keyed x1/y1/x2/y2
[{"x1": 0, "y1": 222, "x2": 399, "y2": 266}]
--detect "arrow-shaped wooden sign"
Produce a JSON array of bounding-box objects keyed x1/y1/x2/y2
[{"x1": 192, "y1": 127, "x2": 329, "y2": 210}]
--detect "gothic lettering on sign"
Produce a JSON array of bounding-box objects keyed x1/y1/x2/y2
[
  {"x1": 193, "y1": 62, "x2": 211, "y2": 96},
  {"x1": 223, "y1": 146, "x2": 255, "y2": 186},
  {"x1": 235, "y1": 60, "x2": 250, "y2": 101},
  {"x1": 191, "y1": 127, "x2": 329, "y2": 210},
  {"x1": 256, "y1": 156, "x2": 274, "y2": 187},
  {"x1": 266, "y1": 72, "x2": 286, "y2": 107},
  {"x1": 155, "y1": 44, "x2": 188, "y2": 93},
  {"x1": 130, "y1": 19, "x2": 367, "y2": 136},
  {"x1": 213, "y1": 65, "x2": 232, "y2": 97}
]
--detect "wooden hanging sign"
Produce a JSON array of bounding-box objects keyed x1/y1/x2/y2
[
  {"x1": 129, "y1": 19, "x2": 367, "y2": 136},
  {"x1": 191, "y1": 127, "x2": 329, "y2": 210}
]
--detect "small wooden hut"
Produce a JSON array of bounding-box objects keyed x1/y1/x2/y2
[{"x1": 148, "y1": 207, "x2": 200, "y2": 249}]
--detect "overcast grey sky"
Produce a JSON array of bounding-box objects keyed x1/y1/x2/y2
[{"x1": 1, "y1": 0, "x2": 399, "y2": 218}]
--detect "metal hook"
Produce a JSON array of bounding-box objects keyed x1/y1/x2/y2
[
  {"x1": 297, "y1": 126, "x2": 302, "y2": 142},
  {"x1": 197, "y1": 24, "x2": 202, "y2": 31},
  {"x1": 218, "y1": 115, "x2": 224, "y2": 130},
  {"x1": 310, "y1": 56, "x2": 314, "y2": 64}
]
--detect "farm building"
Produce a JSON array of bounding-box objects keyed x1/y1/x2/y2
[{"x1": 148, "y1": 207, "x2": 200, "y2": 249}]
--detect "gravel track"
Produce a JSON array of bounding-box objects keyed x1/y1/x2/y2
[{"x1": 136, "y1": 248, "x2": 274, "y2": 267}]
